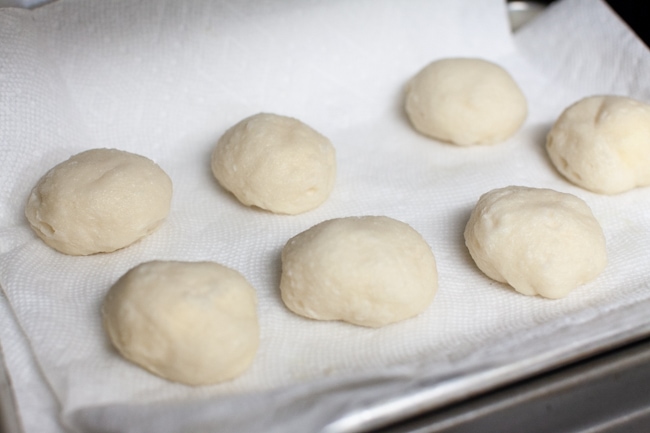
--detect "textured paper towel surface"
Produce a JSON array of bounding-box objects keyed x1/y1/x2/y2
[{"x1": 1, "y1": 0, "x2": 650, "y2": 431}]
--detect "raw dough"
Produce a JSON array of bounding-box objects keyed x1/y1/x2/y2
[
  {"x1": 25, "y1": 148, "x2": 172, "y2": 256},
  {"x1": 546, "y1": 95, "x2": 650, "y2": 194},
  {"x1": 102, "y1": 261, "x2": 259, "y2": 386},
  {"x1": 211, "y1": 113, "x2": 336, "y2": 215},
  {"x1": 280, "y1": 216, "x2": 438, "y2": 327},
  {"x1": 464, "y1": 186, "x2": 607, "y2": 299},
  {"x1": 404, "y1": 58, "x2": 527, "y2": 146}
]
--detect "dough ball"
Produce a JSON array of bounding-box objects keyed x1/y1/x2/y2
[
  {"x1": 464, "y1": 186, "x2": 607, "y2": 299},
  {"x1": 280, "y1": 216, "x2": 438, "y2": 327},
  {"x1": 25, "y1": 148, "x2": 172, "y2": 256},
  {"x1": 102, "y1": 261, "x2": 259, "y2": 386},
  {"x1": 405, "y1": 58, "x2": 527, "y2": 146},
  {"x1": 211, "y1": 113, "x2": 336, "y2": 215},
  {"x1": 546, "y1": 95, "x2": 650, "y2": 194}
]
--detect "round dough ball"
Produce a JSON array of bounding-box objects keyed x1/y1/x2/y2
[
  {"x1": 405, "y1": 58, "x2": 527, "y2": 146},
  {"x1": 102, "y1": 261, "x2": 259, "y2": 386},
  {"x1": 546, "y1": 95, "x2": 650, "y2": 194},
  {"x1": 25, "y1": 148, "x2": 172, "y2": 256},
  {"x1": 280, "y1": 216, "x2": 438, "y2": 327},
  {"x1": 211, "y1": 113, "x2": 336, "y2": 215},
  {"x1": 464, "y1": 186, "x2": 607, "y2": 299}
]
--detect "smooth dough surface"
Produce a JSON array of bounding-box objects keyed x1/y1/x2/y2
[
  {"x1": 280, "y1": 216, "x2": 438, "y2": 327},
  {"x1": 102, "y1": 261, "x2": 259, "y2": 386},
  {"x1": 211, "y1": 113, "x2": 336, "y2": 215},
  {"x1": 464, "y1": 186, "x2": 607, "y2": 299},
  {"x1": 25, "y1": 148, "x2": 172, "y2": 255},
  {"x1": 546, "y1": 95, "x2": 650, "y2": 194},
  {"x1": 405, "y1": 58, "x2": 527, "y2": 146}
]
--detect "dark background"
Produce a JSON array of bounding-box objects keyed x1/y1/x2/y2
[
  {"x1": 605, "y1": 0, "x2": 650, "y2": 47},
  {"x1": 529, "y1": 0, "x2": 649, "y2": 48}
]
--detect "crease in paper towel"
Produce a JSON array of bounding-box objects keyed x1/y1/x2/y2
[{"x1": 1, "y1": 0, "x2": 650, "y2": 431}]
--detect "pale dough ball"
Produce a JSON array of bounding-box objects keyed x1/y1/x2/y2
[
  {"x1": 546, "y1": 95, "x2": 650, "y2": 194},
  {"x1": 280, "y1": 216, "x2": 438, "y2": 327},
  {"x1": 405, "y1": 58, "x2": 528, "y2": 146},
  {"x1": 25, "y1": 148, "x2": 172, "y2": 256},
  {"x1": 464, "y1": 186, "x2": 607, "y2": 299},
  {"x1": 211, "y1": 113, "x2": 336, "y2": 215},
  {"x1": 102, "y1": 261, "x2": 259, "y2": 386}
]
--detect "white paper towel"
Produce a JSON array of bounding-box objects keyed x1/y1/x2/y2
[{"x1": 1, "y1": 0, "x2": 650, "y2": 431}]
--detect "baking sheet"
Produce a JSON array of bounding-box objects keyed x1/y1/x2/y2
[{"x1": 1, "y1": 0, "x2": 650, "y2": 432}]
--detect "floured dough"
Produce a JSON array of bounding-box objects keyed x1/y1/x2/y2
[
  {"x1": 405, "y1": 58, "x2": 527, "y2": 146},
  {"x1": 546, "y1": 95, "x2": 650, "y2": 194},
  {"x1": 280, "y1": 216, "x2": 438, "y2": 327},
  {"x1": 102, "y1": 261, "x2": 259, "y2": 386},
  {"x1": 211, "y1": 113, "x2": 336, "y2": 215},
  {"x1": 25, "y1": 148, "x2": 172, "y2": 255},
  {"x1": 464, "y1": 186, "x2": 607, "y2": 299}
]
